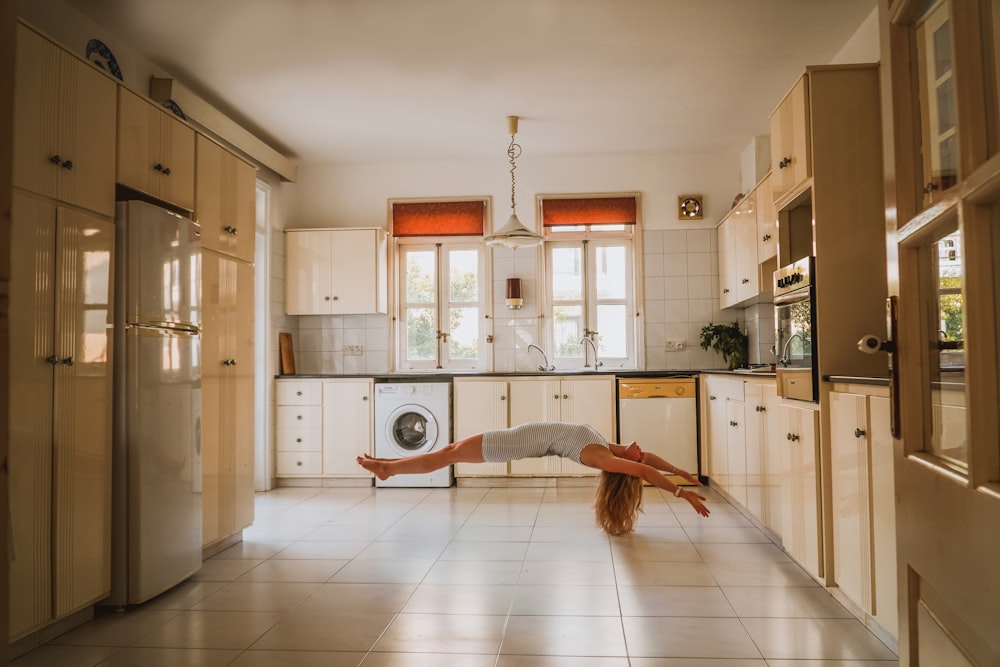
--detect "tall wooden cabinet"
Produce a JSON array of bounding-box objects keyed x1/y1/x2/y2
[
  {"x1": 13, "y1": 24, "x2": 116, "y2": 217},
  {"x1": 197, "y1": 143, "x2": 256, "y2": 550},
  {"x1": 9, "y1": 192, "x2": 115, "y2": 639}
]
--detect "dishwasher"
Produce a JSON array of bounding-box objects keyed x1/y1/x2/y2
[{"x1": 618, "y1": 377, "x2": 699, "y2": 485}]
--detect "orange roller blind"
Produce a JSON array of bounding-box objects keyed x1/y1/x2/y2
[
  {"x1": 541, "y1": 196, "x2": 637, "y2": 226},
  {"x1": 391, "y1": 200, "x2": 485, "y2": 236}
]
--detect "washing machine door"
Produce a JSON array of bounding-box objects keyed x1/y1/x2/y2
[{"x1": 385, "y1": 404, "x2": 440, "y2": 455}]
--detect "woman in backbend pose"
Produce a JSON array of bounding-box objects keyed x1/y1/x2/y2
[{"x1": 356, "y1": 421, "x2": 709, "y2": 535}]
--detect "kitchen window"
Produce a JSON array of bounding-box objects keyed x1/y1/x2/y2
[
  {"x1": 540, "y1": 194, "x2": 639, "y2": 369},
  {"x1": 391, "y1": 199, "x2": 490, "y2": 371}
]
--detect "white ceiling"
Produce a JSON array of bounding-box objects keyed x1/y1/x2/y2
[{"x1": 66, "y1": 0, "x2": 877, "y2": 166}]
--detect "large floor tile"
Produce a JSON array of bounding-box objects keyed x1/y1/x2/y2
[
  {"x1": 518, "y1": 560, "x2": 618, "y2": 586},
  {"x1": 10, "y1": 645, "x2": 118, "y2": 666},
  {"x1": 681, "y1": 525, "x2": 773, "y2": 543},
  {"x1": 695, "y1": 542, "x2": 792, "y2": 563},
  {"x1": 614, "y1": 560, "x2": 717, "y2": 586},
  {"x1": 500, "y1": 615, "x2": 627, "y2": 657},
  {"x1": 403, "y1": 583, "x2": 517, "y2": 615},
  {"x1": 617, "y1": 585, "x2": 736, "y2": 617},
  {"x1": 496, "y1": 656, "x2": 630, "y2": 666},
  {"x1": 739, "y1": 617, "x2": 898, "y2": 660},
  {"x1": 95, "y1": 647, "x2": 240, "y2": 666},
  {"x1": 228, "y1": 649, "x2": 367, "y2": 666},
  {"x1": 355, "y1": 539, "x2": 450, "y2": 560},
  {"x1": 251, "y1": 610, "x2": 395, "y2": 652},
  {"x1": 141, "y1": 580, "x2": 228, "y2": 610},
  {"x1": 622, "y1": 616, "x2": 762, "y2": 659},
  {"x1": 131, "y1": 610, "x2": 283, "y2": 650},
  {"x1": 722, "y1": 586, "x2": 854, "y2": 618},
  {"x1": 439, "y1": 540, "x2": 529, "y2": 561},
  {"x1": 611, "y1": 540, "x2": 703, "y2": 562},
  {"x1": 190, "y1": 558, "x2": 264, "y2": 582},
  {"x1": 706, "y1": 561, "x2": 820, "y2": 587},
  {"x1": 629, "y1": 659, "x2": 767, "y2": 666},
  {"x1": 328, "y1": 558, "x2": 435, "y2": 584},
  {"x1": 272, "y1": 540, "x2": 369, "y2": 560},
  {"x1": 510, "y1": 584, "x2": 620, "y2": 615},
  {"x1": 363, "y1": 652, "x2": 497, "y2": 667},
  {"x1": 210, "y1": 540, "x2": 290, "y2": 560},
  {"x1": 296, "y1": 582, "x2": 417, "y2": 614},
  {"x1": 49, "y1": 609, "x2": 181, "y2": 647},
  {"x1": 422, "y1": 559, "x2": 523, "y2": 585},
  {"x1": 524, "y1": 540, "x2": 613, "y2": 562},
  {"x1": 235, "y1": 558, "x2": 349, "y2": 583},
  {"x1": 192, "y1": 582, "x2": 321, "y2": 612},
  {"x1": 374, "y1": 612, "x2": 507, "y2": 654}
]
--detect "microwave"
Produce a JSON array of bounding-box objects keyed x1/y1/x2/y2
[{"x1": 774, "y1": 257, "x2": 817, "y2": 402}]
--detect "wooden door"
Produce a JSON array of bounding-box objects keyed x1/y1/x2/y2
[
  {"x1": 453, "y1": 379, "x2": 508, "y2": 476},
  {"x1": 881, "y1": 2, "x2": 1000, "y2": 663},
  {"x1": 196, "y1": 136, "x2": 256, "y2": 262},
  {"x1": 13, "y1": 25, "x2": 115, "y2": 216},
  {"x1": 8, "y1": 193, "x2": 55, "y2": 638},
  {"x1": 558, "y1": 377, "x2": 614, "y2": 475},
  {"x1": 769, "y1": 76, "x2": 810, "y2": 202},
  {"x1": 322, "y1": 380, "x2": 373, "y2": 477},
  {"x1": 285, "y1": 229, "x2": 333, "y2": 315}
]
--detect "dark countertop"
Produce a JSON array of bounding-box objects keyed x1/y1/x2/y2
[{"x1": 276, "y1": 369, "x2": 704, "y2": 382}]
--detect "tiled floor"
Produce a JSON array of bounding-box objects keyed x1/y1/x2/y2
[{"x1": 14, "y1": 484, "x2": 899, "y2": 666}]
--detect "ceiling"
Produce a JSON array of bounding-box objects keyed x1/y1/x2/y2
[{"x1": 66, "y1": 0, "x2": 877, "y2": 166}]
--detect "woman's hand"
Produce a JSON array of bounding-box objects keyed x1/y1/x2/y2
[
  {"x1": 672, "y1": 466, "x2": 703, "y2": 487},
  {"x1": 678, "y1": 488, "x2": 711, "y2": 517}
]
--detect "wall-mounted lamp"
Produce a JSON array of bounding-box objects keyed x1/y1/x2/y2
[{"x1": 506, "y1": 278, "x2": 524, "y2": 309}]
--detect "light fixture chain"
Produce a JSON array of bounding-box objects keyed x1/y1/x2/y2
[{"x1": 508, "y1": 134, "x2": 521, "y2": 215}]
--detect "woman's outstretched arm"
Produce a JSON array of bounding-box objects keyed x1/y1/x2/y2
[
  {"x1": 638, "y1": 449, "x2": 703, "y2": 487},
  {"x1": 581, "y1": 446, "x2": 710, "y2": 517}
]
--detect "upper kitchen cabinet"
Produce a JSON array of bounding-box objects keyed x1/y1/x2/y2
[
  {"x1": 285, "y1": 228, "x2": 388, "y2": 316},
  {"x1": 755, "y1": 173, "x2": 777, "y2": 262},
  {"x1": 769, "y1": 76, "x2": 810, "y2": 203},
  {"x1": 13, "y1": 24, "x2": 116, "y2": 217},
  {"x1": 718, "y1": 187, "x2": 760, "y2": 308},
  {"x1": 196, "y1": 135, "x2": 257, "y2": 263},
  {"x1": 116, "y1": 87, "x2": 196, "y2": 211}
]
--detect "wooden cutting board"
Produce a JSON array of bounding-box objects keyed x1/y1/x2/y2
[{"x1": 278, "y1": 332, "x2": 295, "y2": 375}]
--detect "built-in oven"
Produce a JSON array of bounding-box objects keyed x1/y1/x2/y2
[{"x1": 774, "y1": 257, "x2": 817, "y2": 402}]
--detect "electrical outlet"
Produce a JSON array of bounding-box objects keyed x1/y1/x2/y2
[
  {"x1": 665, "y1": 341, "x2": 688, "y2": 351},
  {"x1": 343, "y1": 344, "x2": 364, "y2": 356}
]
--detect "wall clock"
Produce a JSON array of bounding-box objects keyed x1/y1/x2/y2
[{"x1": 678, "y1": 195, "x2": 703, "y2": 220}]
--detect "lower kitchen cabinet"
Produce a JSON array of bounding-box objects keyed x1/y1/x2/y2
[
  {"x1": 830, "y1": 387, "x2": 897, "y2": 637},
  {"x1": 201, "y1": 249, "x2": 255, "y2": 549},
  {"x1": 322, "y1": 379, "x2": 374, "y2": 477},
  {"x1": 453, "y1": 378, "x2": 509, "y2": 477},
  {"x1": 9, "y1": 193, "x2": 115, "y2": 639},
  {"x1": 507, "y1": 376, "x2": 616, "y2": 476},
  {"x1": 777, "y1": 401, "x2": 821, "y2": 578},
  {"x1": 702, "y1": 375, "x2": 745, "y2": 495},
  {"x1": 744, "y1": 382, "x2": 781, "y2": 526},
  {"x1": 274, "y1": 378, "x2": 373, "y2": 481}
]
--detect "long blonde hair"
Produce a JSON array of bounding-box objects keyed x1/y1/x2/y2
[{"x1": 594, "y1": 471, "x2": 644, "y2": 536}]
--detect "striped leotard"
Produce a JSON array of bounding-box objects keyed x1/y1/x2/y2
[{"x1": 480, "y1": 422, "x2": 609, "y2": 464}]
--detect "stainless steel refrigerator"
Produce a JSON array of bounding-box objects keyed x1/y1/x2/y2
[{"x1": 108, "y1": 200, "x2": 203, "y2": 606}]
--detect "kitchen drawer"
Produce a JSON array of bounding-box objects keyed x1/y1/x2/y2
[
  {"x1": 276, "y1": 380, "x2": 322, "y2": 405},
  {"x1": 276, "y1": 405, "x2": 322, "y2": 430},
  {"x1": 276, "y1": 451, "x2": 322, "y2": 476},
  {"x1": 276, "y1": 428, "x2": 321, "y2": 452}
]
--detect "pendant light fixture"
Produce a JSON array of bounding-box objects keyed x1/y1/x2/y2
[{"x1": 485, "y1": 115, "x2": 545, "y2": 248}]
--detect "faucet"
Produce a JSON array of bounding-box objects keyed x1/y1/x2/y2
[
  {"x1": 779, "y1": 333, "x2": 805, "y2": 367},
  {"x1": 581, "y1": 336, "x2": 603, "y2": 369},
  {"x1": 527, "y1": 343, "x2": 554, "y2": 372}
]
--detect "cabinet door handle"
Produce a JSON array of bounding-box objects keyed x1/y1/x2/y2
[
  {"x1": 762, "y1": 234, "x2": 771, "y2": 242},
  {"x1": 778, "y1": 156, "x2": 792, "y2": 169},
  {"x1": 500, "y1": 395, "x2": 506, "y2": 401},
  {"x1": 741, "y1": 278, "x2": 750, "y2": 284},
  {"x1": 722, "y1": 288, "x2": 730, "y2": 294},
  {"x1": 224, "y1": 225, "x2": 238, "y2": 235},
  {"x1": 296, "y1": 438, "x2": 302, "y2": 443},
  {"x1": 296, "y1": 391, "x2": 303, "y2": 396},
  {"x1": 46, "y1": 355, "x2": 60, "y2": 365},
  {"x1": 50, "y1": 154, "x2": 62, "y2": 164},
  {"x1": 61, "y1": 159, "x2": 73, "y2": 170},
  {"x1": 296, "y1": 460, "x2": 303, "y2": 466},
  {"x1": 788, "y1": 433, "x2": 800, "y2": 442},
  {"x1": 709, "y1": 395, "x2": 716, "y2": 400},
  {"x1": 562, "y1": 394, "x2": 569, "y2": 399},
  {"x1": 362, "y1": 396, "x2": 368, "y2": 401},
  {"x1": 154, "y1": 162, "x2": 164, "y2": 172},
  {"x1": 325, "y1": 296, "x2": 331, "y2": 301},
  {"x1": 553, "y1": 394, "x2": 560, "y2": 399},
  {"x1": 61, "y1": 356, "x2": 74, "y2": 366},
  {"x1": 297, "y1": 415, "x2": 303, "y2": 420},
  {"x1": 854, "y1": 428, "x2": 866, "y2": 438}
]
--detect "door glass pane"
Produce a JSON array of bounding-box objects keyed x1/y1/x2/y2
[
  {"x1": 405, "y1": 250, "x2": 436, "y2": 303},
  {"x1": 448, "y1": 307, "x2": 478, "y2": 359},
  {"x1": 596, "y1": 304, "x2": 627, "y2": 357},
  {"x1": 552, "y1": 305, "x2": 583, "y2": 360},
  {"x1": 916, "y1": 0, "x2": 959, "y2": 207},
  {"x1": 405, "y1": 307, "x2": 436, "y2": 361},
  {"x1": 448, "y1": 249, "x2": 478, "y2": 302},
  {"x1": 594, "y1": 245, "x2": 627, "y2": 298},
  {"x1": 924, "y1": 226, "x2": 967, "y2": 468},
  {"x1": 551, "y1": 247, "x2": 582, "y2": 300}
]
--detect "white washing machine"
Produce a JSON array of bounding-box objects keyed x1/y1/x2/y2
[{"x1": 374, "y1": 382, "x2": 453, "y2": 487}]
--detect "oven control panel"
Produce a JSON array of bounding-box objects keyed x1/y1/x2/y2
[{"x1": 773, "y1": 257, "x2": 813, "y2": 297}]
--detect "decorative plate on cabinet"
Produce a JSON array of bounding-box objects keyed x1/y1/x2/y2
[
  {"x1": 162, "y1": 99, "x2": 187, "y2": 120},
  {"x1": 85, "y1": 39, "x2": 123, "y2": 80}
]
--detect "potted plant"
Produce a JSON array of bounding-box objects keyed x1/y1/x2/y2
[{"x1": 699, "y1": 321, "x2": 749, "y2": 370}]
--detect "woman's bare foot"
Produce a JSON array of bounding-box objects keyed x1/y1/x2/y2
[{"x1": 357, "y1": 455, "x2": 392, "y2": 480}]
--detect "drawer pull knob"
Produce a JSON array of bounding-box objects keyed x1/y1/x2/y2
[
  {"x1": 297, "y1": 415, "x2": 303, "y2": 420},
  {"x1": 854, "y1": 428, "x2": 866, "y2": 438},
  {"x1": 296, "y1": 438, "x2": 302, "y2": 443},
  {"x1": 296, "y1": 391, "x2": 303, "y2": 396},
  {"x1": 296, "y1": 460, "x2": 302, "y2": 466}
]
